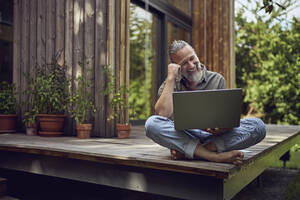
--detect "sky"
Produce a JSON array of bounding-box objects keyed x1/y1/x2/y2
[{"x1": 235, "y1": 0, "x2": 300, "y2": 22}]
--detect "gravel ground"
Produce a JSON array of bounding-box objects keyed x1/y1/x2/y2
[{"x1": 232, "y1": 168, "x2": 299, "y2": 200}]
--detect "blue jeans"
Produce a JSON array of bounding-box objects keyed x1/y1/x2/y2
[{"x1": 145, "y1": 115, "x2": 266, "y2": 159}]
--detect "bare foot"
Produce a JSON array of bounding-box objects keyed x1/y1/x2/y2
[
  {"x1": 170, "y1": 149, "x2": 186, "y2": 160},
  {"x1": 215, "y1": 150, "x2": 244, "y2": 165}
]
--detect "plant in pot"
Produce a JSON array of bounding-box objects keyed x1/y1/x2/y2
[
  {"x1": 103, "y1": 66, "x2": 131, "y2": 139},
  {"x1": 35, "y1": 52, "x2": 69, "y2": 136},
  {"x1": 0, "y1": 81, "x2": 17, "y2": 133},
  {"x1": 23, "y1": 109, "x2": 38, "y2": 136},
  {"x1": 68, "y1": 58, "x2": 95, "y2": 139},
  {"x1": 22, "y1": 74, "x2": 39, "y2": 136}
]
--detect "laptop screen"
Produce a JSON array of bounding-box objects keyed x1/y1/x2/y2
[{"x1": 173, "y1": 88, "x2": 242, "y2": 130}]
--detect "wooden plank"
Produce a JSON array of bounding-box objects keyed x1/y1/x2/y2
[
  {"x1": 73, "y1": 0, "x2": 84, "y2": 135},
  {"x1": 65, "y1": 0, "x2": 74, "y2": 135},
  {"x1": 229, "y1": 0, "x2": 235, "y2": 88},
  {"x1": 125, "y1": 0, "x2": 130, "y2": 123},
  {"x1": 212, "y1": 0, "x2": 219, "y2": 73},
  {"x1": 117, "y1": 0, "x2": 124, "y2": 124},
  {"x1": 56, "y1": 0, "x2": 65, "y2": 66},
  {"x1": 37, "y1": 0, "x2": 46, "y2": 68},
  {"x1": 29, "y1": 0, "x2": 37, "y2": 77},
  {"x1": 205, "y1": 0, "x2": 213, "y2": 70},
  {"x1": 95, "y1": 0, "x2": 109, "y2": 137},
  {"x1": 46, "y1": 0, "x2": 56, "y2": 65},
  {"x1": 84, "y1": 0, "x2": 95, "y2": 126},
  {"x1": 20, "y1": 0, "x2": 30, "y2": 125},
  {"x1": 218, "y1": 0, "x2": 224, "y2": 84},
  {"x1": 222, "y1": 0, "x2": 230, "y2": 86},
  {"x1": 192, "y1": 0, "x2": 205, "y2": 64},
  {"x1": 13, "y1": 0, "x2": 21, "y2": 128}
]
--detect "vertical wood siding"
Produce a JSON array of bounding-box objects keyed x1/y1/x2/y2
[
  {"x1": 13, "y1": 0, "x2": 110, "y2": 137},
  {"x1": 193, "y1": 0, "x2": 235, "y2": 88}
]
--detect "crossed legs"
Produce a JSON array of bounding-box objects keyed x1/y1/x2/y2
[{"x1": 145, "y1": 115, "x2": 266, "y2": 165}]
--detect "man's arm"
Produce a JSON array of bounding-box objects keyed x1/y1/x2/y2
[{"x1": 155, "y1": 64, "x2": 180, "y2": 117}]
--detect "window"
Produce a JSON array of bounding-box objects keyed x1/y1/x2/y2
[
  {"x1": 0, "y1": 0, "x2": 13, "y2": 83},
  {"x1": 130, "y1": 0, "x2": 192, "y2": 122}
]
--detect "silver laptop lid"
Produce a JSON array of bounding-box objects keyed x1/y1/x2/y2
[{"x1": 173, "y1": 88, "x2": 242, "y2": 130}]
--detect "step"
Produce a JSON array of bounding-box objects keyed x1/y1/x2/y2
[
  {"x1": 0, "y1": 178, "x2": 7, "y2": 197},
  {"x1": 0, "y1": 196, "x2": 19, "y2": 200}
]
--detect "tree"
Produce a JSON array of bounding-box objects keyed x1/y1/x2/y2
[{"x1": 235, "y1": 0, "x2": 300, "y2": 124}]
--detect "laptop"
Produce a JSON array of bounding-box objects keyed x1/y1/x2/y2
[{"x1": 173, "y1": 88, "x2": 242, "y2": 130}]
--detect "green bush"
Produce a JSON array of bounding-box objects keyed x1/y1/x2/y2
[
  {"x1": 235, "y1": 0, "x2": 300, "y2": 125},
  {"x1": 35, "y1": 53, "x2": 69, "y2": 114},
  {"x1": 68, "y1": 58, "x2": 95, "y2": 124},
  {"x1": 0, "y1": 81, "x2": 17, "y2": 114}
]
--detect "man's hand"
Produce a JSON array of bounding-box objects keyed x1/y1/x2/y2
[
  {"x1": 204, "y1": 128, "x2": 232, "y2": 135},
  {"x1": 167, "y1": 63, "x2": 181, "y2": 81}
]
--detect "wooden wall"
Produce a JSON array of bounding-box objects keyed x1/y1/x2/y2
[
  {"x1": 13, "y1": 0, "x2": 111, "y2": 137},
  {"x1": 192, "y1": 0, "x2": 235, "y2": 88}
]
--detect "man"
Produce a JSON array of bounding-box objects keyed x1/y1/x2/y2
[{"x1": 145, "y1": 40, "x2": 266, "y2": 165}]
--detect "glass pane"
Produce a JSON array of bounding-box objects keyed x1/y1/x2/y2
[
  {"x1": 129, "y1": 4, "x2": 158, "y2": 120},
  {"x1": 167, "y1": 21, "x2": 191, "y2": 63},
  {"x1": 167, "y1": 0, "x2": 191, "y2": 16},
  {"x1": 0, "y1": 0, "x2": 13, "y2": 83}
]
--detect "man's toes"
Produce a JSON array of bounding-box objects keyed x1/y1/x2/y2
[
  {"x1": 170, "y1": 149, "x2": 176, "y2": 156},
  {"x1": 238, "y1": 151, "x2": 244, "y2": 158},
  {"x1": 233, "y1": 160, "x2": 243, "y2": 165}
]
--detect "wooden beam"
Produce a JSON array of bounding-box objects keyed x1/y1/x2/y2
[{"x1": 0, "y1": 151, "x2": 224, "y2": 200}]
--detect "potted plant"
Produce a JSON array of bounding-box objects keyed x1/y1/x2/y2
[
  {"x1": 68, "y1": 58, "x2": 95, "y2": 139},
  {"x1": 35, "y1": 52, "x2": 69, "y2": 136},
  {"x1": 0, "y1": 81, "x2": 17, "y2": 133},
  {"x1": 22, "y1": 74, "x2": 39, "y2": 136},
  {"x1": 23, "y1": 110, "x2": 38, "y2": 136},
  {"x1": 103, "y1": 66, "x2": 131, "y2": 139}
]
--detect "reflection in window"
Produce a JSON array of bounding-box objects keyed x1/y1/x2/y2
[
  {"x1": 167, "y1": 21, "x2": 191, "y2": 63},
  {"x1": 0, "y1": 0, "x2": 13, "y2": 83},
  {"x1": 129, "y1": 4, "x2": 158, "y2": 120},
  {"x1": 167, "y1": 0, "x2": 191, "y2": 16}
]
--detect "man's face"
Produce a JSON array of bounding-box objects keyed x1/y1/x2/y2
[{"x1": 172, "y1": 45, "x2": 202, "y2": 83}]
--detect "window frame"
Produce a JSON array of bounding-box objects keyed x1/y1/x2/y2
[{"x1": 130, "y1": 0, "x2": 192, "y2": 124}]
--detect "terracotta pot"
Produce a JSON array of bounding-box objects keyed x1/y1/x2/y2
[
  {"x1": 0, "y1": 114, "x2": 17, "y2": 133},
  {"x1": 116, "y1": 123, "x2": 131, "y2": 139},
  {"x1": 76, "y1": 123, "x2": 92, "y2": 139},
  {"x1": 38, "y1": 114, "x2": 66, "y2": 136},
  {"x1": 25, "y1": 122, "x2": 38, "y2": 136}
]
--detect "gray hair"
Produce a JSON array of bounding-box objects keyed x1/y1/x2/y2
[{"x1": 169, "y1": 40, "x2": 193, "y2": 62}]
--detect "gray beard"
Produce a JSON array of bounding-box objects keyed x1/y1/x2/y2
[{"x1": 182, "y1": 64, "x2": 203, "y2": 83}]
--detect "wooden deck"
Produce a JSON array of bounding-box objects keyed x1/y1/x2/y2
[{"x1": 0, "y1": 124, "x2": 299, "y2": 200}]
